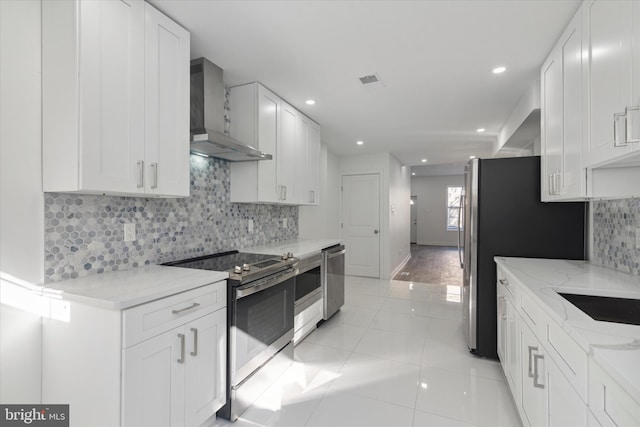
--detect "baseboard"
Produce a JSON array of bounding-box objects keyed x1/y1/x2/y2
[{"x1": 390, "y1": 253, "x2": 412, "y2": 278}]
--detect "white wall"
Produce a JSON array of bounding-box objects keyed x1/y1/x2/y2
[
  {"x1": 339, "y1": 152, "x2": 410, "y2": 279},
  {"x1": 388, "y1": 155, "x2": 411, "y2": 276},
  {"x1": 411, "y1": 175, "x2": 464, "y2": 246},
  {"x1": 0, "y1": 0, "x2": 45, "y2": 403},
  {"x1": 298, "y1": 144, "x2": 341, "y2": 239}
]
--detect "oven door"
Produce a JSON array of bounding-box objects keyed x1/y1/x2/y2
[
  {"x1": 231, "y1": 269, "x2": 295, "y2": 387},
  {"x1": 295, "y1": 254, "x2": 322, "y2": 314}
]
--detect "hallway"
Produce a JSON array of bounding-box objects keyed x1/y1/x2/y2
[{"x1": 394, "y1": 245, "x2": 462, "y2": 286}]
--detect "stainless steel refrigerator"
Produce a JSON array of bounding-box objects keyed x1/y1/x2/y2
[{"x1": 460, "y1": 156, "x2": 586, "y2": 358}]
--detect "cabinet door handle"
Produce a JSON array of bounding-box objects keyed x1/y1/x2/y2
[
  {"x1": 549, "y1": 174, "x2": 554, "y2": 195},
  {"x1": 190, "y1": 327, "x2": 198, "y2": 357},
  {"x1": 527, "y1": 345, "x2": 538, "y2": 378},
  {"x1": 172, "y1": 302, "x2": 200, "y2": 315},
  {"x1": 309, "y1": 190, "x2": 314, "y2": 203},
  {"x1": 626, "y1": 106, "x2": 639, "y2": 143},
  {"x1": 177, "y1": 333, "x2": 185, "y2": 364},
  {"x1": 283, "y1": 185, "x2": 287, "y2": 200},
  {"x1": 614, "y1": 112, "x2": 627, "y2": 147},
  {"x1": 533, "y1": 353, "x2": 545, "y2": 389},
  {"x1": 151, "y1": 162, "x2": 158, "y2": 189},
  {"x1": 499, "y1": 278, "x2": 509, "y2": 287},
  {"x1": 137, "y1": 160, "x2": 144, "y2": 188}
]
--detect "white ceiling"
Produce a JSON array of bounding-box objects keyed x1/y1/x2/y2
[{"x1": 150, "y1": 0, "x2": 581, "y2": 170}]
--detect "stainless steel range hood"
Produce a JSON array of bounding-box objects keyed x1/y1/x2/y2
[{"x1": 190, "y1": 58, "x2": 272, "y2": 161}]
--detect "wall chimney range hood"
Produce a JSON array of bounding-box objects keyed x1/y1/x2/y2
[{"x1": 190, "y1": 58, "x2": 272, "y2": 161}]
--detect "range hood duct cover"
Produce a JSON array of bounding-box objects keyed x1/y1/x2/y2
[{"x1": 190, "y1": 58, "x2": 272, "y2": 161}]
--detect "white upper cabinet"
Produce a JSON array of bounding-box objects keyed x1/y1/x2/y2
[
  {"x1": 279, "y1": 102, "x2": 298, "y2": 203},
  {"x1": 230, "y1": 82, "x2": 321, "y2": 205},
  {"x1": 295, "y1": 115, "x2": 321, "y2": 205},
  {"x1": 42, "y1": 0, "x2": 190, "y2": 197},
  {"x1": 582, "y1": 0, "x2": 640, "y2": 167},
  {"x1": 541, "y1": 8, "x2": 586, "y2": 201},
  {"x1": 229, "y1": 83, "x2": 280, "y2": 203},
  {"x1": 144, "y1": 3, "x2": 191, "y2": 197}
]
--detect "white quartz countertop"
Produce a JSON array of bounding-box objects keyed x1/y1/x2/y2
[
  {"x1": 43, "y1": 265, "x2": 228, "y2": 310},
  {"x1": 494, "y1": 257, "x2": 640, "y2": 403},
  {"x1": 241, "y1": 238, "x2": 342, "y2": 259}
]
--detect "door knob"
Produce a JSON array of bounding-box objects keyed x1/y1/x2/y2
[{"x1": 374, "y1": 229, "x2": 379, "y2": 234}]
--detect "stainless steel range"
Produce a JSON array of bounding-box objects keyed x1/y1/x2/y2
[{"x1": 165, "y1": 251, "x2": 297, "y2": 421}]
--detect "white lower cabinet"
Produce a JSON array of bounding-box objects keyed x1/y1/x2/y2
[
  {"x1": 43, "y1": 281, "x2": 227, "y2": 427},
  {"x1": 497, "y1": 266, "x2": 588, "y2": 427},
  {"x1": 123, "y1": 310, "x2": 226, "y2": 427},
  {"x1": 588, "y1": 358, "x2": 640, "y2": 427}
]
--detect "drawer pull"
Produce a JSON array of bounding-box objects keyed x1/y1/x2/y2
[
  {"x1": 528, "y1": 345, "x2": 538, "y2": 378},
  {"x1": 499, "y1": 278, "x2": 509, "y2": 286},
  {"x1": 190, "y1": 327, "x2": 198, "y2": 357},
  {"x1": 177, "y1": 333, "x2": 185, "y2": 364},
  {"x1": 533, "y1": 354, "x2": 545, "y2": 389},
  {"x1": 172, "y1": 302, "x2": 200, "y2": 315}
]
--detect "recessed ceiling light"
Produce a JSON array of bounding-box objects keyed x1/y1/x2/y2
[
  {"x1": 421, "y1": 159, "x2": 427, "y2": 163},
  {"x1": 469, "y1": 155, "x2": 476, "y2": 159},
  {"x1": 411, "y1": 172, "x2": 416, "y2": 176},
  {"x1": 477, "y1": 128, "x2": 486, "y2": 133},
  {"x1": 492, "y1": 66, "x2": 506, "y2": 74},
  {"x1": 305, "y1": 99, "x2": 316, "y2": 105},
  {"x1": 356, "y1": 140, "x2": 364, "y2": 145}
]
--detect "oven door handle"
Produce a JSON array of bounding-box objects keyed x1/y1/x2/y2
[{"x1": 236, "y1": 269, "x2": 295, "y2": 299}]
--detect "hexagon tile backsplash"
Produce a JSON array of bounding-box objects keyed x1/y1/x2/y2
[
  {"x1": 44, "y1": 155, "x2": 297, "y2": 283},
  {"x1": 592, "y1": 197, "x2": 640, "y2": 276}
]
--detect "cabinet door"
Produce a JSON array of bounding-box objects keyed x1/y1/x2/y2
[
  {"x1": 583, "y1": 0, "x2": 639, "y2": 166},
  {"x1": 79, "y1": 0, "x2": 145, "y2": 194},
  {"x1": 520, "y1": 323, "x2": 547, "y2": 427},
  {"x1": 546, "y1": 357, "x2": 587, "y2": 427},
  {"x1": 257, "y1": 85, "x2": 280, "y2": 203},
  {"x1": 279, "y1": 102, "x2": 297, "y2": 203},
  {"x1": 541, "y1": 50, "x2": 563, "y2": 201},
  {"x1": 497, "y1": 287, "x2": 507, "y2": 364},
  {"x1": 541, "y1": 8, "x2": 584, "y2": 201},
  {"x1": 307, "y1": 121, "x2": 321, "y2": 205},
  {"x1": 506, "y1": 297, "x2": 520, "y2": 401},
  {"x1": 123, "y1": 327, "x2": 185, "y2": 427},
  {"x1": 295, "y1": 115, "x2": 311, "y2": 204},
  {"x1": 144, "y1": 3, "x2": 190, "y2": 197},
  {"x1": 184, "y1": 310, "x2": 227, "y2": 427}
]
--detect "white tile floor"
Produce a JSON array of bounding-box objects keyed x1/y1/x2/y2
[{"x1": 214, "y1": 276, "x2": 521, "y2": 427}]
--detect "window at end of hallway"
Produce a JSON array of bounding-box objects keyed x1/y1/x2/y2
[{"x1": 446, "y1": 186, "x2": 462, "y2": 231}]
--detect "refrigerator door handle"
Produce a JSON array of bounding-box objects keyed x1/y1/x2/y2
[{"x1": 457, "y1": 192, "x2": 464, "y2": 269}]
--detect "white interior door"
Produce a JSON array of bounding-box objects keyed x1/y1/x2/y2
[
  {"x1": 410, "y1": 196, "x2": 417, "y2": 244},
  {"x1": 342, "y1": 174, "x2": 380, "y2": 278}
]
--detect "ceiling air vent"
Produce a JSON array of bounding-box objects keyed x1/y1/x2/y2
[{"x1": 359, "y1": 73, "x2": 384, "y2": 89}]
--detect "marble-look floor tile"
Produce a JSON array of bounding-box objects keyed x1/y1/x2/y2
[
  {"x1": 303, "y1": 319, "x2": 367, "y2": 353},
  {"x1": 415, "y1": 367, "x2": 520, "y2": 427},
  {"x1": 305, "y1": 390, "x2": 415, "y2": 427},
  {"x1": 330, "y1": 352, "x2": 421, "y2": 408},
  {"x1": 354, "y1": 328, "x2": 426, "y2": 365}
]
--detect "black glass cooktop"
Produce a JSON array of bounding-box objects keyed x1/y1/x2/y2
[
  {"x1": 164, "y1": 251, "x2": 278, "y2": 272},
  {"x1": 558, "y1": 293, "x2": 640, "y2": 326}
]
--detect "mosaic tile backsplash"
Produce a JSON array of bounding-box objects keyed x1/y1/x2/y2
[
  {"x1": 592, "y1": 198, "x2": 640, "y2": 276},
  {"x1": 44, "y1": 156, "x2": 298, "y2": 282}
]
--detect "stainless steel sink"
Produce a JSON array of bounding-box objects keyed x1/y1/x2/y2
[{"x1": 558, "y1": 293, "x2": 640, "y2": 326}]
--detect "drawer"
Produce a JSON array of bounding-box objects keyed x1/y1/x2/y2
[
  {"x1": 123, "y1": 281, "x2": 226, "y2": 348},
  {"x1": 589, "y1": 359, "x2": 640, "y2": 427},
  {"x1": 519, "y1": 292, "x2": 540, "y2": 331},
  {"x1": 496, "y1": 266, "x2": 517, "y2": 301},
  {"x1": 293, "y1": 299, "x2": 323, "y2": 345},
  {"x1": 543, "y1": 319, "x2": 588, "y2": 402}
]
